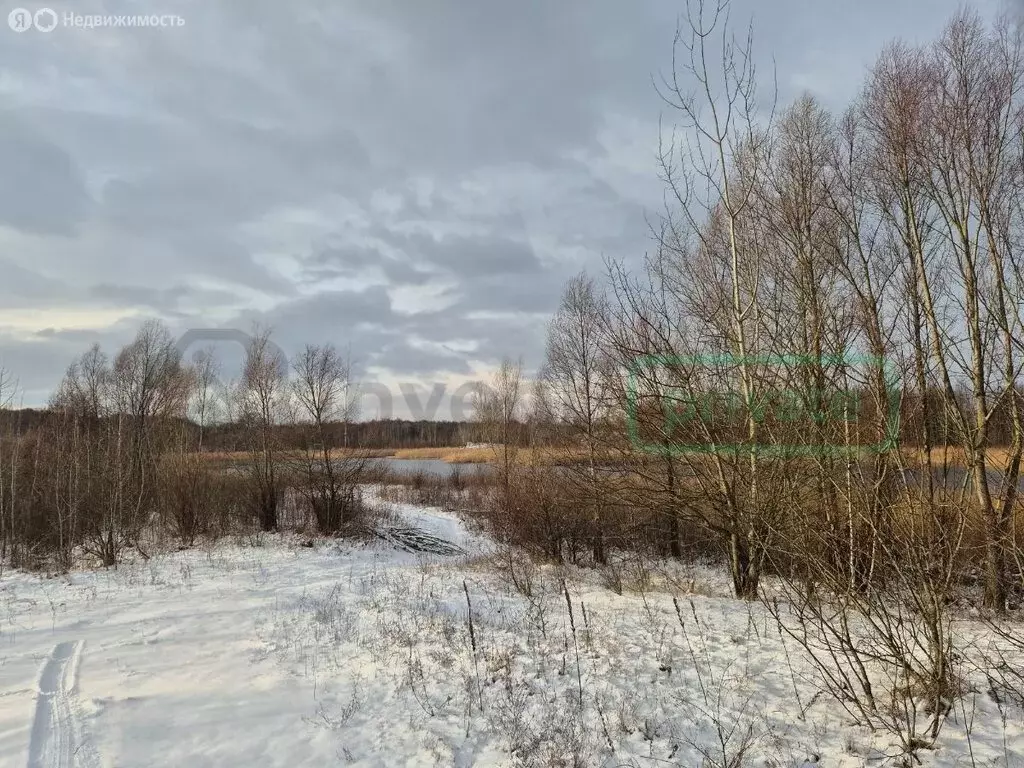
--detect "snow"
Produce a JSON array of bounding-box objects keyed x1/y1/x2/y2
[
  {"x1": 372, "y1": 493, "x2": 494, "y2": 557},
  {"x1": 0, "y1": 489, "x2": 1020, "y2": 767}
]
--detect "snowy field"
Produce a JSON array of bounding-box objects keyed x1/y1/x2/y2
[{"x1": 0, "y1": 491, "x2": 1021, "y2": 767}]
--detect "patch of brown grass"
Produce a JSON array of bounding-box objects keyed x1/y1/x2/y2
[
  {"x1": 391, "y1": 446, "x2": 499, "y2": 463},
  {"x1": 900, "y1": 445, "x2": 1019, "y2": 470},
  {"x1": 198, "y1": 447, "x2": 396, "y2": 464},
  {"x1": 391, "y1": 447, "x2": 462, "y2": 460},
  {"x1": 446, "y1": 447, "x2": 502, "y2": 463},
  {"x1": 391, "y1": 445, "x2": 594, "y2": 465}
]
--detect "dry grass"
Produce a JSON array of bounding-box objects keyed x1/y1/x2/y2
[
  {"x1": 390, "y1": 445, "x2": 545, "y2": 464},
  {"x1": 391, "y1": 447, "x2": 468, "y2": 461},
  {"x1": 900, "y1": 445, "x2": 1020, "y2": 470},
  {"x1": 447, "y1": 447, "x2": 504, "y2": 463},
  {"x1": 390, "y1": 446, "x2": 499, "y2": 463},
  {"x1": 198, "y1": 448, "x2": 397, "y2": 464},
  {"x1": 391, "y1": 445, "x2": 613, "y2": 465}
]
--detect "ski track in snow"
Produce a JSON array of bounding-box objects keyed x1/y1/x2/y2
[{"x1": 27, "y1": 640, "x2": 90, "y2": 768}]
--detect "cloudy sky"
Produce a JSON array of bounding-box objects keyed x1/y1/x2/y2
[{"x1": 0, "y1": 0, "x2": 1005, "y2": 415}]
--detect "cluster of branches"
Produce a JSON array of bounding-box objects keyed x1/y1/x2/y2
[
  {"x1": 472, "y1": 3, "x2": 1024, "y2": 758},
  {"x1": 0, "y1": 322, "x2": 374, "y2": 570},
  {"x1": 528, "y1": 0, "x2": 1024, "y2": 603}
]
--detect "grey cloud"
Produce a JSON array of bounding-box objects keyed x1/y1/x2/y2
[
  {"x1": 398, "y1": 233, "x2": 543, "y2": 278},
  {"x1": 369, "y1": 341, "x2": 475, "y2": 379},
  {"x1": 0, "y1": 0, "x2": 995, "y2": 403},
  {"x1": 88, "y1": 283, "x2": 243, "y2": 317},
  {"x1": 250, "y1": 286, "x2": 398, "y2": 353},
  {"x1": 304, "y1": 245, "x2": 436, "y2": 287},
  {"x1": 0, "y1": 111, "x2": 92, "y2": 235},
  {"x1": 0, "y1": 258, "x2": 73, "y2": 306},
  {"x1": 0, "y1": 335, "x2": 73, "y2": 402}
]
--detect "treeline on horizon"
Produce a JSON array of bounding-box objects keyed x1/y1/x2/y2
[
  {"x1": 2, "y1": 363, "x2": 1022, "y2": 454},
  {"x1": 0, "y1": 408, "x2": 485, "y2": 451}
]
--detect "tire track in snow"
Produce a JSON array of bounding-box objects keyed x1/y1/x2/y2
[{"x1": 28, "y1": 640, "x2": 97, "y2": 768}]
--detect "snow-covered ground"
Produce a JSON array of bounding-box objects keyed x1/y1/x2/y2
[{"x1": 0, "y1": 491, "x2": 1021, "y2": 767}]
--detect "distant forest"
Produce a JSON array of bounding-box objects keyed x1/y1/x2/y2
[{"x1": 0, "y1": 409, "x2": 486, "y2": 451}]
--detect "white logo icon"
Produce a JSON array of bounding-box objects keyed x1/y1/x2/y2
[
  {"x1": 33, "y1": 7, "x2": 57, "y2": 32},
  {"x1": 8, "y1": 7, "x2": 33, "y2": 31}
]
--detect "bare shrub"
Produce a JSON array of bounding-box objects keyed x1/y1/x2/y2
[
  {"x1": 156, "y1": 453, "x2": 211, "y2": 546},
  {"x1": 234, "y1": 325, "x2": 288, "y2": 532}
]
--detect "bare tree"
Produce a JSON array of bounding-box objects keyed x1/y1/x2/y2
[
  {"x1": 474, "y1": 358, "x2": 524, "y2": 511},
  {"x1": 52, "y1": 343, "x2": 110, "y2": 421},
  {"x1": 110, "y1": 321, "x2": 191, "y2": 548},
  {"x1": 292, "y1": 344, "x2": 366, "y2": 534},
  {"x1": 0, "y1": 366, "x2": 19, "y2": 568},
  {"x1": 112, "y1": 321, "x2": 190, "y2": 429},
  {"x1": 542, "y1": 273, "x2": 615, "y2": 563},
  {"x1": 237, "y1": 326, "x2": 288, "y2": 531},
  {"x1": 632, "y1": 0, "x2": 779, "y2": 598},
  {"x1": 189, "y1": 346, "x2": 221, "y2": 451},
  {"x1": 856, "y1": 13, "x2": 1024, "y2": 610}
]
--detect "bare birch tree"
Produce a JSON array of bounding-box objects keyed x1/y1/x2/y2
[
  {"x1": 542, "y1": 273, "x2": 614, "y2": 563},
  {"x1": 292, "y1": 343, "x2": 366, "y2": 534},
  {"x1": 237, "y1": 326, "x2": 288, "y2": 531}
]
